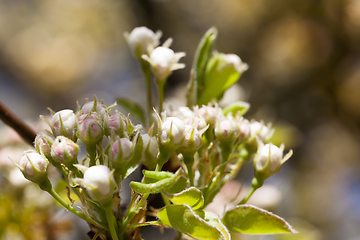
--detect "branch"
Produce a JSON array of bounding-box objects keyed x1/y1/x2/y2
[{"x1": 0, "y1": 101, "x2": 37, "y2": 146}]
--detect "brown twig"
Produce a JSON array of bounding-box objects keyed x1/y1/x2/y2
[{"x1": 0, "y1": 101, "x2": 37, "y2": 146}]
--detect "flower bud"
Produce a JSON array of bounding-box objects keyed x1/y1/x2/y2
[
  {"x1": 19, "y1": 150, "x2": 49, "y2": 183},
  {"x1": 109, "y1": 138, "x2": 133, "y2": 168},
  {"x1": 160, "y1": 117, "x2": 185, "y2": 148},
  {"x1": 81, "y1": 101, "x2": 107, "y2": 118},
  {"x1": 253, "y1": 143, "x2": 292, "y2": 182},
  {"x1": 172, "y1": 107, "x2": 195, "y2": 119},
  {"x1": 104, "y1": 112, "x2": 127, "y2": 136},
  {"x1": 51, "y1": 136, "x2": 79, "y2": 166},
  {"x1": 215, "y1": 116, "x2": 240, "y2": 143},
  {"x1": 125, "y1": 26, "x2": 162, "y2": 58},
  {"x1": 35, "y1": 130, "x2": 55, "y2": 158},
  {"x1": 198, "y1": 106, "x2": 217, "y2": 125},
  {"x1": 140, "y1": 134, "x2": 159, "y2": 170},
  {"x1": 239, "y1": 119, "x2": 251, "y2": 140},
  {"x1": 52, "y1": 109, "x2": 76, "y2": 140},
  {"x1": 250, "y1": 121, "x2": 274, "y2": 142},
  {"x1": 183, "y1": 116, "x2": 207, "y2": 131},
  {"x1": 179, "y1": 125, "x2": 202, "y2": 153},
  {"x1": 142, "y1": 46, "x2": 185, "y2": 81},
  {"x1": 76, "y1": 113, "x2": 104, "y2": 145},
  {"x1": 75, "y1": 165, "x2": 116, "y2": 204}
]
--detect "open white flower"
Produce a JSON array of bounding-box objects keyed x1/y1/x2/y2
[{"x1": 142, "y1": 46, "x2": 185, "y2": 81}]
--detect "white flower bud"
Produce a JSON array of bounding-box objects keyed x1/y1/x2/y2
[
  {"x1": 172, "y1": 107, "x2": 195, "y2": 119},
  {"x1": 125, "y1": 26, "x2": 161, "y2": 57},
  {"x1": 250, "y1": 121, "x2": 274, "y2": 142},
  {"x1": 104, "y1": 112, "x2": 127, "y2": 136},
  {"x1": 253, "y1": 143, "x2": 292, "y2": 181},
  {"x1": 75, "y1": 165, "x2": 116, "y2": 203},
  {"x1": 19, "y1": 150, "x2": 49, "y2": 182},
  {"x1": 35, "y1": 130, "x2": 55, "y2": 158},
  {"x1": 51, "y1": 136, "x2": 79, "y2": 165},
  {"x1": 142, "y1": 46, "x2": 185, "y2": 81},
  {"x1": 160, "y1": 117, "x2": 185, "y2": 147},
  {"x1": 81, "y1": 101, "x2": 107, "y2": 118},
  {"x1": 180, "y1": 125, "x2": 202, "y2": 152},
  {"x1": 140, "y1": 134, "x2": 159, "y2": 170},
  {"x1": 52, "y1": 109, "x2": 76, "y2": 140},
  {"x1": 224, "y1": 54, "x2": 249, "y2": 74}
]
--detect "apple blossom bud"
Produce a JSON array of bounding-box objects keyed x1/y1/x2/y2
[
  {"x1": 19, "y1": 150, "x2": 49, "y2": 183},
  {"x1": 140, "y1": 134, "x2": 159, "y2": 170},
  {"x1": 74, "y1": 165, "x2": 116, "y2": 204},
  {"x1": 142, "y1": 46, "x2": 185, "y2": 81},
  {"x1": 250, "y1": 121, "x2": 274, "y2": 142},
  {"x1": 52, "y1": 109, "x2": 76, "y2": 140},
  {"x1": 160, "y1": 117, "x2": 185, "y2": 148},
  {"x1": 104, "y1": 112, "x2": 127, "y2": 136},
  {"x1": 215, "y1": 116, "x2": 240, "y2": 143},
  {"x1": 125, "y1": 26, "x2": 161, "y2": 58},
  {"x1": 183, "y1": 116, "x2": 207, "y2": 131},
  {"x1": 172, "y1": 107, "x2": 195, "y2": 119},
  {"x1": 239, "y1": 119, "x2": 251, "y2": 140},
  {"x1": 35, "y1": 130, "x2": 55, "y2": 158},
  {"x1": 76, "y1": 113, "x2": 104, "y2": 145},
  {"x1": 198, "y1": 106, "x2": 217, "y2": 125},
  {"x1": 179, "y1": 125, "x2": 202, "y2": 153},
  {"x1": 81, "y1": 101, "x2": 107, "y2": 118},
  {"x1": 51, "y1": 136, "x2": 79, "y2": 165},
  {"x1": 253, "y1": 143, "x2": 292, "y2": 182},
  {"x1": 109, "y1": 138, "x2": 133, "y2": 168}
]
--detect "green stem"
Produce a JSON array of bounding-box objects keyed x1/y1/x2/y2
[
  {"x1": 141, "y1": 61, "x2": 153, "y2": 128},
  {"x1": 238, "y1": 177, "x2": 263, "y2": 205},
  {"x1": 157, "y1": 80, "x2": 165, "y2": 114},
  {"x1": 183, "y1": 154, "x2": 195, "y2": 186},
  {"x1": 46, "y1": 187, "x2": 105, "y2": 229},
  {"x1": 155, "y1": 148, "x2": 172, "y2": 171},
  {"x1": 87, "y1": 144, "x2": 97, "y2": 166},
  {"x1": 105, "y1": 206, "x2": 120, "y2": 240}
]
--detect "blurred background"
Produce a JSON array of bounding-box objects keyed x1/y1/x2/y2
[{"x1": 1, "y1": 0, "x2": 360, "y2": 239}]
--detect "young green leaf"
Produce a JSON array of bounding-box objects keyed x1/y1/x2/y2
[
  {"x1": 222, "y1": 205, "x2": 298, "y2": 234},
  {"x1": 195, "y1": 210, "x2": 231, "y2": 240},
  {"x1": 117, "y1": 98, "x2": 146, "y2": 124},
  {"x1": 187, "y1": 27, "x2": 217, "y2": 106},
  {"x1": 222, "y1": 101, "x2": 250, "y2": 117},
  {"x1": 164, "y1": 176, "x2": 188, "y2": 194},
  {"x1": 165, "y1": 187, "x2": 204, "y2": 210},
  {"x1": 158, "y1": 204, "x2": 229, "y2": 240}
]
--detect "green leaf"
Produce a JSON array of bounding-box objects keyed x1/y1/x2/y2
[
  {"x1": 116, "y1": 98, "x2": 146, "y2": 124},
  {"x1": 189, "y1": 27, "x2": 217, "y2": 105},
  {"x1": 130, "y1": 169, "x2": 182, "y2": 194},
  {"x1": 166, "y1": 187, "x2": 204, "y2": 210},
  {"x1": 164, "y1": 176, "x2": 188, "y2": 194},
  {"x1": 195, "y1": 210, "x2": 230, "y2": 240},
  {"x1": 222, "y1": 101, "x2": 250, "y2": 117},
  {"x1": 197, "y1": 54, "x2": 241, "y2": 105},
  {"x1": 222, "y1": 205, "x2": 298, "y2": 234},
  {"x1": 158, "y1": 204, "x2": 229, "y2": 240}
]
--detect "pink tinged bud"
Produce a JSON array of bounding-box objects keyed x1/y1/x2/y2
[
  {"x1": 109, "y1": 138, "x2": 133, "y2": 164},
  {"x1": 51, "y1": 109, "x2": 76, "y2": 140},
  {"x1": 198, "y1": 106, "x2": 217, "y2": 125},
  {"x1": 142, "y1": 46, "x2": 185, "y2": 81},
  {"x1": 160, "y1": 117, "x2": 185, "y2": 147},
  {"x1": 215, "y1": 118, "x2": 240, "y2": 142},
  {"x1": 183, "y1": 116, "x2": 207, "y2": 131},
  {"x1": 76, "y1": 165, "x2": 116, "y2": 203},
  {"x1": 19, "y1": 150, "x2": 49, "y2": 182},
  {"x1": 35, "y1": 130, "x2": 55, "y2": 158},
  {"x1": 254, "y1": 143, "x2": 293, "y2": 180},
  {"x1": 77, "y1": 114, "x2": 104, "y2": 145},
  {"x1": 104, "y1": 113, "x2": 127, "y2": 136},
  {"x1": 51, "y1": 136, "x2": 79, "y2": 165},
  {"x1": 239, "y1": 119, "x2": 251, "y2": 140},
  {"x1": 125, "y1": 26, "x2": 161, "y2": 57},
  {"x1": 81, "y1": 101, "x2": 107, "y2": 118}
]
